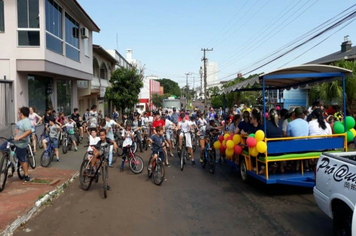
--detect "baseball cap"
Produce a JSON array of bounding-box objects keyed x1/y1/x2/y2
[
  {"x1": 180, "y1": 113, "x2": 185, "y2": 118},
  {"x1": 287, "y1": 108, "x2": 295, "y2": 118},
  {"x1": 173, "y1": 107, "x2": 176, "y2": 111}
]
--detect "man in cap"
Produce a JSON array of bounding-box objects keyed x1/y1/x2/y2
[{"x1": 171, "y1": 107, "x2": 179, "y2": 125}]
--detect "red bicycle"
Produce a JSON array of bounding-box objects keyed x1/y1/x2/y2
[{"x1": 123, "y1": 145, "x2": 144, "y2": 174}]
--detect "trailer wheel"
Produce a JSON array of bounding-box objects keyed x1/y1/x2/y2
[
  {"x1": 240, "y1": 157, "x2": 249, "y2": 183},
  {"x1": 332, "y1": 200, "x2": 352, "y2": 236}
]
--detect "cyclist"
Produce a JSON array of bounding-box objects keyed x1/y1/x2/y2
[
  {"x1": 71, "y1": 108, "x2": 84, "y2": 140},
  {"x1": 164, "y1": 114, "x2": 176, "y2": 160},
  {"x1": 113, "y1": 107, "x2": 119, "y2": 122},
  {"x1": 177, "y1": 113, "x2": 195, "y2": 165},
  {"x1": 43, "y1": 118, "x2": 61, "y2": 162},
  {"x1": 43, "y1": 108, "x2": 53, "y2": 126},
  {"x1": 132, "y1": 112, "x2": 143, "y2": 152},
  {"x1": 0, "y1": 107, "x2": 32, "y2": 182},
  {"x1": 152, "y1": 111, "x2": 165, "y2": 134},
  {"x1": 121, "y1": 125, "x2": 134, "y2": 172},
  {"x1": 29, "y1": 106, "x2": 42, "y2": 153},
  {"x1": 56, "y1": 112, "x2": 66, "y2": 126},
  {"x1": 82, "y1": 109, "x2": 90, "y2": 133},
  {"x1": 88, "y1": 105, "x2": 98, "y2": 132},
  {"x1": 91, "y1": 129, "x2": 118, "y2": 190},
  {"x1": 100, "y1": 115, "x2": 117, "y2": 167},
  {"x1": 62, "y1": 118, "x2": 78, "y2": 151},
  {"x1": 148, "y1": 126, "x2": 169, "y2": 171},
  {"x1": 197, "y1": 112, "x2": 208, "y2": 163}
]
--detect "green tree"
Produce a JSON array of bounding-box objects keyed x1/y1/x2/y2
[
  {"x1": 105, "y1": 66, "x2": 144, "y2": 113},
  {"x1": 309, "y1": 60, "x2": 356, "y2": 113},
  {"x1": 155, "y1": 78, "x2": 181, "y2": 97},
  {"x1": 151, "y1": 93, "x2": 165, "y2": 108}
]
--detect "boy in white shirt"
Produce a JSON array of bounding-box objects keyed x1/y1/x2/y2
[{"x1": 120, "y1": 125, "x2": 134, "y2": 172}]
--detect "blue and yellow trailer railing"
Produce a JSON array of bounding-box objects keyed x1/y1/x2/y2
[{"x1": 228, "y1": 133, "x2": 347, "y2": 187}]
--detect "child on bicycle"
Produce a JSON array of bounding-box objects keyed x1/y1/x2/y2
[
  {"x1": 121, "y1": 125, "x2": 134, "y2": 172},
  {"x1": 92, "y1": 129, "x2": 118, "y2": 190},
  {"x1": 148, "y1": 126, "x2": 169, "y2": 171},
  {"x1": 43, "y1": 118, "x2": 61, "y2": 162},
  {"x1": 62, "y1": 118, "x2": 78, "y2": 151}
]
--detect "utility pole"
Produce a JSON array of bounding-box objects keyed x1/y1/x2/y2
[
  {"x1": 201, "y1": 48, "x2": 213, "y2": 106},
  {"x1": 193, "y1": 76, "x2": 195, "y2": 99},
  {"x1": 185, "y1": 73, "x2": 192, "y2": 108},
  {"x1": 199, "y1": 66, "x2": 203, "y2": 99}
]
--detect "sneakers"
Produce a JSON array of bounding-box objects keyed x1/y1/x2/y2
[
  {"x1": 56, "y1": 157, "x2": 60, "y2": 162},
  {"x1": 199, "y1": 157, "x2": 203, "y2": 163},
  {"x1": 191, "y1": 160, "x2": 196, "y2": 166},
  {"x1": 107, "y1": 185, "x2": 111, "y2": 191},
  {"x1": 120, "y1": 167, "x2": 124, "y2": 172},
  {"x1": 75, "y1": 147, "x2": 78, "y2": 151},
  {"x1": 24, "y1": 175, "x2": 31, "y2": 182},
  {"x1": 109, "y1": 164, "x2": 114, "y2": 168}
]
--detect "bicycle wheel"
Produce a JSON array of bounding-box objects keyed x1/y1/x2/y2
[
  {"x1": 40, "y1": 150, "x2": 52, "y2": 167},
  {"x1": 192, "y1": 137, "x2": 197, "y2": 153},
  {"x1": 138, "y1": 138, "x2": 143, "y2": 152},
  {"x1": 79, "y1": 160, "x2": 93, "y2": 190},
  {"x1": 209, "y1": 153, "x2": 215, "y2": 174},
  {"x1": 68, "y1": 139, "x2": 73, "y2": 151},
  {"x1": 147, "y1": 156, "x2": 153, "y2": 178},
  {"x1": 116, "y1": 139, "x2": 124, "y2": 156},
  {"x1": 0, "y1": 154, "x2": 9, "y2": 192},
  {"x1": 153, "y1": 162, "x2": 165, "y2": 186},
  {"x1": 62, "y1": 138, "x2": 68, "y2": 154},
  {"x1": 129, "y1": 155, "x2": 144, "y2": 174},
  {"x1": 144, "y1": 138, "x2": 148, "y2": 151},
  {"x1": 27, "y1": 145, "x2": 36, "y2": 169},
  {"x1": 201, "y1": 155, "x2": 207, "y2": 169},
  {"x1": 83, "y1": 152, "x2": 88, "y2": 161},
  {"x1": 38, "y1": 135, "x2": 45, "y2": 149},
  {"x1": 102, "y1": 163, "x2": 108, "y2": 198},
  {"x1": 180, "y1": 147, "x2": 185, "y2": 171},
  {"x1": 17, "y1": 162, "x2": 25, "y2": 180}
]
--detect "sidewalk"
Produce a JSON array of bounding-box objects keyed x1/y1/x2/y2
[{"x1": 0, "y1": 166, "x2": 77, "y2": 234}]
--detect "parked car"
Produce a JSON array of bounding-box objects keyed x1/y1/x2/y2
[{"x1": 314, "y1": 152, "x2": 356, "y2": 235}]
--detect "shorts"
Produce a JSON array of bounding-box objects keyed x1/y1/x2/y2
[
  {"x1": 152, "y1": 150, "x2": 165, "y2": 162},
  {"x1": 76, "y1": 122, "x2": 82, "y2": 128},
  {"x1": 179, "y1": 132, "x2": 192, "y2": 148},
  {"x1": 31, "y1": 126, "x2": 36, "y2": 133},
  {"x1": 16, "y1": 146, "x2": 27, "y2": 163},
  {"x1": 166, "y1": 130, "x2": 173, "y2": 140},
  {"x1": 45, "y1": 138, "x2": 58, "y2": 149}
]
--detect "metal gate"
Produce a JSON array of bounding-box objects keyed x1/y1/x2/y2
[{"x1": 0, "y1": 80, "x2": 14, "y2": 136}]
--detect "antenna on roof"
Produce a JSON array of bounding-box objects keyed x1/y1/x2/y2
[{"x1": 344, "y1": 35, "x2": 349, "y2": 42}]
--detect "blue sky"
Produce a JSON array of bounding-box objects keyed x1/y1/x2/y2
[{"x1": 78, "y1": 0, "x2": 356, "y2": 87}]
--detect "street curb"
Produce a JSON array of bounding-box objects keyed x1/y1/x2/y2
[{"x1": 0, "y1": 171, "x2": 79, "y2": 236}]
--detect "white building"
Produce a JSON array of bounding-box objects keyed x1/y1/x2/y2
[
  {"x1": 106, "y1": 49, "x2": 132, "y2": 70},
  {"x1": 0, "y1": 0, "x2": 100, "y2": 129}
]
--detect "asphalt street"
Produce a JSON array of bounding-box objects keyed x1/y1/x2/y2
[{"x1": 15, "y1": 143, "x2": 333, "y2": 236}]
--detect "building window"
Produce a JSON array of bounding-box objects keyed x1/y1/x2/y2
[
  {"x1": 28, "y1": 75, "x2": 53, "y2": 116},
  {"x1": 17, "y1": 0, "x2": 40, "y2": 46},
  {"x1": 100, "y1": 63, "x2": 107, "y2": 80},
  {"x1": 57, "y1": 79, "x2": 72, "y2": 115},
  {"x1": 65, "y1": 12, "x2": 79, "y2": 61},
  {"x1": 45, "y1": 0, "x2": 63, "y2": 54},
  {"x1": 93, "y1": 58, "x2": 99, "y2": 77},
  {"x1": 0, "y1": 0, "x2": 4, "y2": 32}
]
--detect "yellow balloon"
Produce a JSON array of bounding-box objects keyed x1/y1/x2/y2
[
  {"x1": 255, "y1": 130, "x2": 265, "y2": 142},
  {"x1": 351, "y1": 128, "x2": 356, "y2": 138},
  {"x1": 222, "y1": 140, "x2": 226, "y2": 147},
  {"x1": 226, "y1": 140, "x2": 234, "y2": 149},
  {"x1": 224, "y1": 133, "x2": 230, "y2": 140},
  {"x1": 249, "y1": 147, "x2": 259, "y2": 157},
  {"x1": 256, "y1": 141, "x2": 267, "y2": 153},
  {"x1": 226, "y1": 148, "x2": 234, "y2": 157},
  {"x1": 213, "y1": 141, "x2": 221, "y2": 150},
  {"x1": 233, "y1": 134, "x2": 241, "y2": 145}
]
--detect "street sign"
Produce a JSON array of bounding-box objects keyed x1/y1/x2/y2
[{"x1": 77, "y1": 80, "x2": 88, "y2": 89}]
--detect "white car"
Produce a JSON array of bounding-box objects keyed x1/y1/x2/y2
[{"x1": 314, "y1": 152, "x2": 356, "y2": 235}]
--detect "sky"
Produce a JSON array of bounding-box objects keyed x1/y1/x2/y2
[{"x1": 78, "y1": 0, "x2": 356, "y2": 87}]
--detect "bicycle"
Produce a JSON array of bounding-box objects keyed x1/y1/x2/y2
[
  {"x1": 79, "y1": 144, "x2": 110, "y2": 198},
  {"x1": 40, "y1": 139, "x2": 56, "y2": 167},
  {"x1": 147, "y1": 149, "x2": 165, "y2": 186},
  {"x1": 201, "y1": 136, "x2": 216, "y2": 174},
  {"x1": 134, "y1": 128, "x2": 143, "y2": 152},
  {"x1": 123, "y1": 145, "x2": 144, "y2": 174},
  {"x1": 114, "y1": 128, "x2": 124, "y2": 157},
  {"x1": 38, "y1": 124, "x2": 49, "y2": 149},
  {"x1": 191, "y1": 129, "x2": 197, "y2": 153},
  {"x1": 62, "y1": 131, "x2": 73, "y2": 154},
  {"x1": 26, "y1": 143, "x2": 36, "y2": 169},
  {"x1": 178, "y1": 130, "x2": 190, "y2": 171},
  {"x1": 0, "y1": 138, "x2": 27, "y2": 192}
]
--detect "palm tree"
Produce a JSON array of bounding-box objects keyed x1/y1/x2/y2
[{"x1": 310, "y1": 60, "x2": 356, "y2": 113}]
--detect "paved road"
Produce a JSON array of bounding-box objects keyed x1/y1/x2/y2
[{"x1": 16, "y1": 146, "x2": 333, "y2": 236}]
